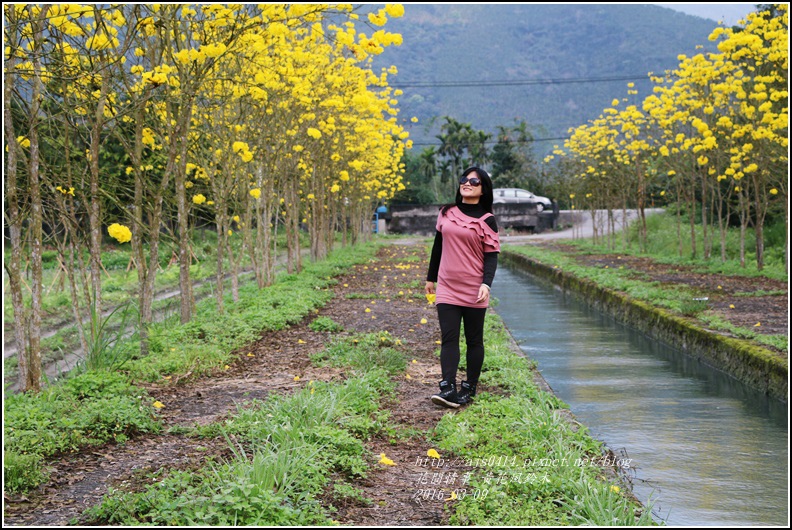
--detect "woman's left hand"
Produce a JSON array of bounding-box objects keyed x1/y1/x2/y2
[{"x1": 476, "y1": 284, "x2": 490, "y2": 304}]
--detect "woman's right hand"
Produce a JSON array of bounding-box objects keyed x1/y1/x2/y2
[{"x1": 425, "y1": 281, "x2": 435, "y2": 295}]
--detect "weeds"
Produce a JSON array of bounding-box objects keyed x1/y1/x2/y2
[
  {"x1": 433, "y1": 314, "x2": 656, "y2": 526},
  {"x1": 4, "y1": 241, "x2": 384, "y2": 495},
  {"x1": 83, "y1": 372, "x2": 390, "y2": 526},
  {"x1": 309, "y1": 316, "x2": 344, "y2": 333},
  {"x1": 679, "y1": 298, "x2": 709, "y2": 317},
  {"x1": 79, "y1": 300, "x2": 137, "y2": 372},
  {"x1": 3, "y1": 370, "x2": 161, "y2": 492}
]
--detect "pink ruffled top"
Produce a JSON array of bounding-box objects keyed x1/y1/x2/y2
[{"x1": 435, "y1": 206, "x2": 500, "y2": 308}]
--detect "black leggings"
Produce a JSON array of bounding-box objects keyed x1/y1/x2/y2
[{"x1": 436, "y1": 303, "x2": 487, "y2": 385}]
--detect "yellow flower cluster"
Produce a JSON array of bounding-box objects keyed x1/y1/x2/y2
[
  {"x1": 553, "y1": 5, "x2": 787, "y2": 220},
  {"x1": 107, "y1": 223, "x2": 132, "y2": 244}
]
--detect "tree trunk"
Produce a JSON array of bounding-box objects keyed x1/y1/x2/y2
[
  {"x1": 60, "y1": 230, "x2": 89, "y2": 358},
  {"x1": 215, "y1": 210, "x2": 226, "y2": 314},
  {"x1": 24, "y1": 10, "x2": 47, "y2": 392},
  {"x1": 4, "y1": 48, "x2": 31, "y2": 392},
  {"x1": 738, "y1": 190, "x2": 747, "y2": 268},
  {"x1": 688, "y1": 193, "x2": 697, "y2": 260},
  {"x1": 88, "y1": 64, "x2": 110, "y2": 326},
  {"x1": 753, "y1": 174, "x2": 766, "y2": 271},
  {"x1": 675, "y1": 181, "x2": 683, "y2": 257},
  {"x1": 59, "y1": 98, "x2": 90, "y2": 356},
  {"x1": 130, "y1": 111, "x2": 152, "y2": 356},
  {"x1": 701, "y1": 168, "x2": 710, "y2": 260},
  {"x1": 173, "y1": 100, "x2": 194, "y2": 324}
]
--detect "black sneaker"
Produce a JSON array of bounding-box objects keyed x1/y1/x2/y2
[
  {"x1": 431, "y1": 380, "x2": 460, "y2": 409},
  {"x1": 456, "y1": 381, "x2": 477, "y2": 406}
]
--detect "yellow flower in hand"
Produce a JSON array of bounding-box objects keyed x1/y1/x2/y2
[{"x1": 426, "y1": 293, "x2": 436, "y2": 304}]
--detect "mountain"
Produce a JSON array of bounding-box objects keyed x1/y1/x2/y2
[{"x1": 371, "y1": 3, "x2": 726, "y2": 156}]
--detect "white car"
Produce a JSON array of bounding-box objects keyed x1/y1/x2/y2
[{"x1": 492, "y1": 188, "x2": 553, "y2": 212}]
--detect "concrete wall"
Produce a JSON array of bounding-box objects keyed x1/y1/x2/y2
[{"x1": 386, "y1": 203, "x2": 558, "y2": 236}]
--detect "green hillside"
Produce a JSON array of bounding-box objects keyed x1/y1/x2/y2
[{"x1": 373, "y1": 4, "x2": 727, "y2": 155}]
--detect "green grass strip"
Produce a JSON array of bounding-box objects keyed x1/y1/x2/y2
[
  {"x1": 3, "y1": 241, "x2": 383, "y2": 495},
  {"x1": 82, "y1": 332, "x2": 407, "y2": 525},
  {"x1": 432, "y1": 314, "x2": 656, "y2": 526}
]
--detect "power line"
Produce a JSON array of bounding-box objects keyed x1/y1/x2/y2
[
  {"x1": 391, "y1": 74, "x2": 659, "y2": 89},
  {"x1": 410, "y1": 136, "x2": 570, "y2": 147}
]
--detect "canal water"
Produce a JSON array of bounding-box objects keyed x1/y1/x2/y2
[{"x1": 492, "y1": 264, "x2": 789, "y2": 526}]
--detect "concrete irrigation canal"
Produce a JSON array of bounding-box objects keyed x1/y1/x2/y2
[{"x1": 492, "y1": 263, "x2": 788, "y2": 526}]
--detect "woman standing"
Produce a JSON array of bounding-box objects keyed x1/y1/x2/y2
[{"x1": 425, "y1": 167, "x2": 500, "y2": 409}]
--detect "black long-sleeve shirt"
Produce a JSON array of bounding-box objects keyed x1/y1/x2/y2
[{"x1": 426, "y1": 203, "x2": 499, "y2": 287}]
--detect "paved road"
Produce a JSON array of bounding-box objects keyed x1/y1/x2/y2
[{"x1": 501, "y1": 208, "x2": 664, "y2": 243}]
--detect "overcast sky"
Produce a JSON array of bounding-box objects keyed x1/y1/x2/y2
[{"x1": 654, "y1": 3, "x2": 757, "y2": 26}]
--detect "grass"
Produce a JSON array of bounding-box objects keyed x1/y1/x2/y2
[
  {"x1": 5, "y1": 236, "x2": 655, "y2": 525},
  {"x1": 81, "y1": 318, "x2": 651, "y2": 526},
  {"x1": 3, "y1": 240, "x2": 384, "y2": 494},
  {"x1": 431, "y1": 315, "x2": 656, "y2": 525},
  {"x1": 3, "y1": 370, "x2": 162, "y2": 493},
  {"x1": 2, "y1": 227, "x2": 313, "y2": 332},
  {"x1": 698, "y1": 313, "x2": 788, "y2": 352},
  {"x1": 566, "y1": 211, "x2": 787, "y2": 281},
  {"x1": 80, "y1": 334, "x2": 405, "y2": 525},
  {"x1": 503, "y1": 244, "x2": 710, "y2": 314},
  {"x1": 503, "y1": 243, "x2": 787, "y2": 358}
]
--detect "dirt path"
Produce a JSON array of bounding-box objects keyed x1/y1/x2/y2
[
  {"x1": 4, "y1": 237, "x2": 785, "y2": 525},
  {"x1": 3, "y1": 241, "x2": 464, "y2": 526},
  {"x1": 4, "y1": 249, "x2": 312, "y2": 394}
]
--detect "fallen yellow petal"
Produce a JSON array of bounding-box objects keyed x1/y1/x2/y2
[
  {"x1": 729, "y1": 304, "x2": 735, "y2": 309},
  {"x1": 294, "y1": 376, "x2": 301, "y2": 381},
  {"x1": 427, "y1": 449, "x2": 440, "y2": 459},
  {"x1": 378, "y1": 453, "x2": 396, "y2": 466},
  {"x1": 754, "y1": 322, "x2": 761, "y2": 327},
  {"x1": 412, "y1": 359, "x2": 418, "y2": 364},
  {"x1": 153, "y1": 401, "x2": 165, "y2": 409},
  {"x1": 298, "y1": 339, "x2": 306, "y2": 344},
  {"x1": 445, "y1": 490, "x2": 458, "y2": 501},
  {"x1": 420, "y1": 318, "x2": 428, "y2": 324},
  {"x1": 435, "y1": 340, "x2": 441, "y2": 344},
  {"x1": 247, "y1": 353, "x2": 255, "y2": 357},
  {"x1": 405, "y1": 374, "x2": 412, "y2": 379}
]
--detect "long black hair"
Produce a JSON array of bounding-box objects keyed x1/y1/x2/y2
[{"x1": 440, "y1": 166, "x2": 494, "y2": 215}]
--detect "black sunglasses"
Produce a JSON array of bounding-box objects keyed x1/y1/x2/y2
[{"x1": 459, "y1": 176, "x2": 481, "y2": 187}]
